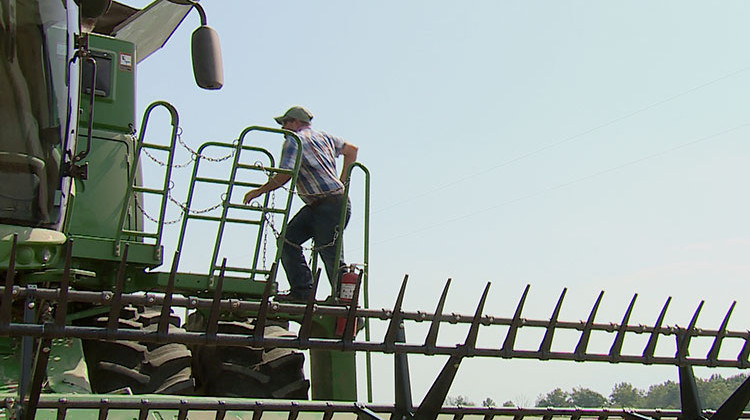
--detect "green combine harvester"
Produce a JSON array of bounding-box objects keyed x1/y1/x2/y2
[{"x1": 3, "y1": 1, "x2": 750, "y2": 419}]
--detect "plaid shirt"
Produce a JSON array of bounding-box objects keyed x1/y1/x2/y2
[{"x1": 280, "y1": 126, "x2": 346, "y2": 204}]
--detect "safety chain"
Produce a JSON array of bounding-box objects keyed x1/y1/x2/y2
[
  {"x1": 166, "y1": 190, "x2": 224, "y2": 215},
  {"x1": 136, "y1": 127, "x2": 236, "y2": 169},
  {"x1": 133, "y1": 194, "x2": 183, "y2": 225},
  {"x1": 176, "y1": 128, "x2": 235, "y2": 163},
  {"x1": 261, "y1": 191, "x2": 274, "y2": 270},
  {"x1": 141, "y1": 147, "x2": 194, "y2": 168}
]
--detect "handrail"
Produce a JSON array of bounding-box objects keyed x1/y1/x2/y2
[
  {"x1": 173, "y1": 126, "x2": 302, "y2": 284},
  {"x1": 114, "y1": 101, "x2": 180, "y2": 259},
  {"x1": 337, "y1": 162, "x2": 372, "y2": 401}
]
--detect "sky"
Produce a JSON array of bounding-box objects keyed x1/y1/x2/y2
[{"x1": 126, "y1": 0, "x2": 750, "y2": 406}]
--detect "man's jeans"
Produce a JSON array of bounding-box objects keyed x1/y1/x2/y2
[{"x1": 280, "y1": 194, "x2": 351, "y2": 298}]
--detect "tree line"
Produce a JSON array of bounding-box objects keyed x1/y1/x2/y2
[{"x1": 447, "y1": 373, "x2": 749, "y2": 409}]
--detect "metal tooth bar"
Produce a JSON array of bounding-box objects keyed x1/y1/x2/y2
[
  {"x1": 21, "y1": 396, "x2": 750, "y2": 418},
  {"x1": 609, "y1": 294, "x2": 637, "y2": 361},
  {"x1": 178, "y1": 405, "x2": 189, "y2": 420},
  {"x1": 55, "y1": 404, "x2": 67, "y2": 420},
  {"x1": 10, "y1": 284, "x2": 746, "y2": 340},
  {"x1": 19, "y1": 292, "x2": 37, "y2": 405},
  {"x1": 575, "y1": 291, "x2": 604, "y2": 360},
  {"x1": 107, "y1": 244, "x2": 130, "y2": 334},
  {"x1": 424, "y1": 279, "x2": 451, "y2": 353},
  {"x1": 502, "y1": 284, "x2": 530, "y2": 356},
  {"x1": 0, "y1": 234, "x2": 18, "y2": 327},
  {"x1": 539, "y1": 288, "x2": 567, "y2": 359},
  {"x1": 98, "y1": 400, "x2": 108, "y2": 420},
  {"x1": 678, "y1": 365, "x2": 702, "y2": 420},
  {"x1": 215, "y1": 406, "x2": 226, "y2": 420},
  {"x1": 24, "y1": 338, "x2": 53, "y2": 420},
  {"x1": 415, "y1": 285, "x2": 491, "y2": 420},
  {"x1": 253, "y1": 263, "x2": 276, "y2": 346},
  {"x1": 286, "y1": 406, "x2": 299, "y2": 420},
  {"x1": 643, "y1": 297, "x2": 671, "y2": 362},
  {"x1": 55, "y1": 240, "x2": 74, "y2": 328},
  {"x1": 297, "y1": 269, "x2": 321, "y2": 346},
  {"x1": 739, "y1": 333, "x2": 750, "y2": 368},
  {"x1": 206, "y1": 259, "x2": 227, "y2": 339},
  {"x1": 677, "y1": 301, "x2": 704, "y2": 361},
  {"x1": 7, "y1": 284, "x2": 750, "y2": 367},
  {"x1": 342, "y1": 271, "x2": 364, "y2": 346},
  {"x1": 384, "y1": 275, "x2": 409, "y2": 353},
  {"x1": 464, "y1": 282, "x2": 491, "y2": 354},
  {"x1": 138, "y1": 404, "x2": 149, "y2": 420},
  {"x1": 712, "y1": 373, "x2": 750, "y2": 420},
  {"x1": 707, "y1": 302, "x2": 735, "y2": 365},
  {"x1": 158, "y1": 252, "x2": 180, "y2": 338}
]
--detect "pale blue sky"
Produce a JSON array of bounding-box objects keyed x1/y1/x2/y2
[{"x1": 130, "y1": 1, "x2": 750, "y2": 405}]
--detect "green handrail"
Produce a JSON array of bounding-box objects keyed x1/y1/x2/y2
[
  {"x1": 174, "y1": 127, "x2": 302, "y2": 286},
  {"x1": 312, "y1": 162, "x2": 372, "y2": 401},
  {"x1": 114, "y1": 101, "x2": 180, "y2": 258}
]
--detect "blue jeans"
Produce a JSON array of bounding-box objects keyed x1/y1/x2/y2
[{"x1": 280, "y1": 194, "x2": 351, "y2": 298}]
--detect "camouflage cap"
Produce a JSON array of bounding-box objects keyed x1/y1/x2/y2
[{"x1": 274, "y1": 106, "x2": 314, "y2": 125}]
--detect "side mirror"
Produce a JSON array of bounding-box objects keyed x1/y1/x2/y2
[{"x1": 191, "y1": 25, "x2": 224, "y2": 90}]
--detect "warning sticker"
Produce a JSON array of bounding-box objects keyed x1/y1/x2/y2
[{"x1": 119, "y1": 53, "x2": 133, "y2": 72}]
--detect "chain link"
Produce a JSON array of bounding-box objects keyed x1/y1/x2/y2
[
  {"x1": 176, "y1": 127, "x2": 235, "y2": 163},
  {"x1": 141, "y1": 147, "x2": 194, "y2": 168},
  {"x1": 167, "y1": 190, "x2": 225, "y2": 215},
  {"x1": 133, "y1": 194, "x2": 183, "y2": 225}
]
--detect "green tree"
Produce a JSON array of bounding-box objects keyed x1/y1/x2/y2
[
  {"x1": 482, "y1": 397, "x2": 496, "y2": 408},
  {"x1": 502, "y1": 400, "x2": 516, "y2": 407},
  {"x1": 446, "y1": 395, "x2": 475, "y2": 406},
  {"x1": 569, "y1": 387, "x2": 607, "y2": 407},
  {"x1": 642, "y1": 380, "x2": 680, "y2": 409},
  {"x1": 610, "y1": 382, "x2": 645, "y2": 407},
  {"x1": 537, "y1": 388, "x2": 570, "y2": 407}
]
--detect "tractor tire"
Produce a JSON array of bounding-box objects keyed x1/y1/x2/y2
[
  {"x1": 186, "y1": 312, "x2": 309, "y2": 399},
  {"x1": 79, "y1": 306, "x2": 194, "y2": 395}
]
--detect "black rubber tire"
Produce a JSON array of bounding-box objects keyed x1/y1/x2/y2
[
  {"x1": 186, "y1": 313, "x2": 309, "y2": 399},
  {"x1": 80, "y1": 307, "x2": 194, "y2": 395}
]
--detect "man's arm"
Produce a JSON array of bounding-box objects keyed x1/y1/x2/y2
[
  {"x1": 339, "y1": 143, "x2": 358, "y2": 182},
  {"x1": 243, "y1": 173, "x2": 292, "y2": 204}
]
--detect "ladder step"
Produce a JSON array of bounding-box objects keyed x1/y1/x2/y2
[
  {"x1": 141, "y1": 143, "x2": 172, "y2": 151},
  {"x1": 226, "y1": 203, "x2": 287, "y2": 214},
  {"x1": 186, "y1": 215, "x2": 261, "y2": 225},
  {"x1": 122, "y1": 230, "x2": 158, "y2": 238},
  {"x1": 132, "y1": 186, "x2": 165, "y2": 195},
  {"x1": 236, "y1": 164, "x2": 294, "y2": 176},
  {"x1": 212, "y1": 265, "x2": 272, "y2": 275},
  {"x1": 194, "y1": 177, "x2": 260, "y2": 188}
]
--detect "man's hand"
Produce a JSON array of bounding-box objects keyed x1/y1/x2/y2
[
  {"x1": 243, "y1": 189, "x2": 263, "y2": 204},
  {"x1": 340, "y1": 143, "x2": 358, "y2": 182}
]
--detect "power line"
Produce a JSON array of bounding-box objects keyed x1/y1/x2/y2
[
  {"x1": 373, "y1": 65, "x2": 750, "y2": 214},
  {"x1": 371, "y1": 122, "x2": 750, "y2": 246}
]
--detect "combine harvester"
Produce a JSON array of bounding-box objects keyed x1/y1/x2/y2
[{"x1": 2, "y1": 0, "x2": 750, "y2": 418}]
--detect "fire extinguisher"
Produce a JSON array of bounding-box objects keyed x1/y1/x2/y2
[{"x1": 336, "y1": 265, "x2": 360, "y2": 336}]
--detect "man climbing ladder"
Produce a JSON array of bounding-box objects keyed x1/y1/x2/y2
[{"x1": 243, "y1": 106, "x2": 359, "y2": 302}]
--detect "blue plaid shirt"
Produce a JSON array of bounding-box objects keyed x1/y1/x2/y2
[{"x1": 280, "y1": 126, "x2": 346, "y2": 204}]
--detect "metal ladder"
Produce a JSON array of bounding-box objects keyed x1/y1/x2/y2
[
  {"x1": 114, "y1": 101, "x2": 180, "y2": 261},
  {"x1": 173, "y1": 126, "x2": 302, "y2": 283}
]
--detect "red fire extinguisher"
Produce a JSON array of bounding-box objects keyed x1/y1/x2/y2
[{"x1": 336, "y1": 265, "x2": 360, "y2": 336}]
